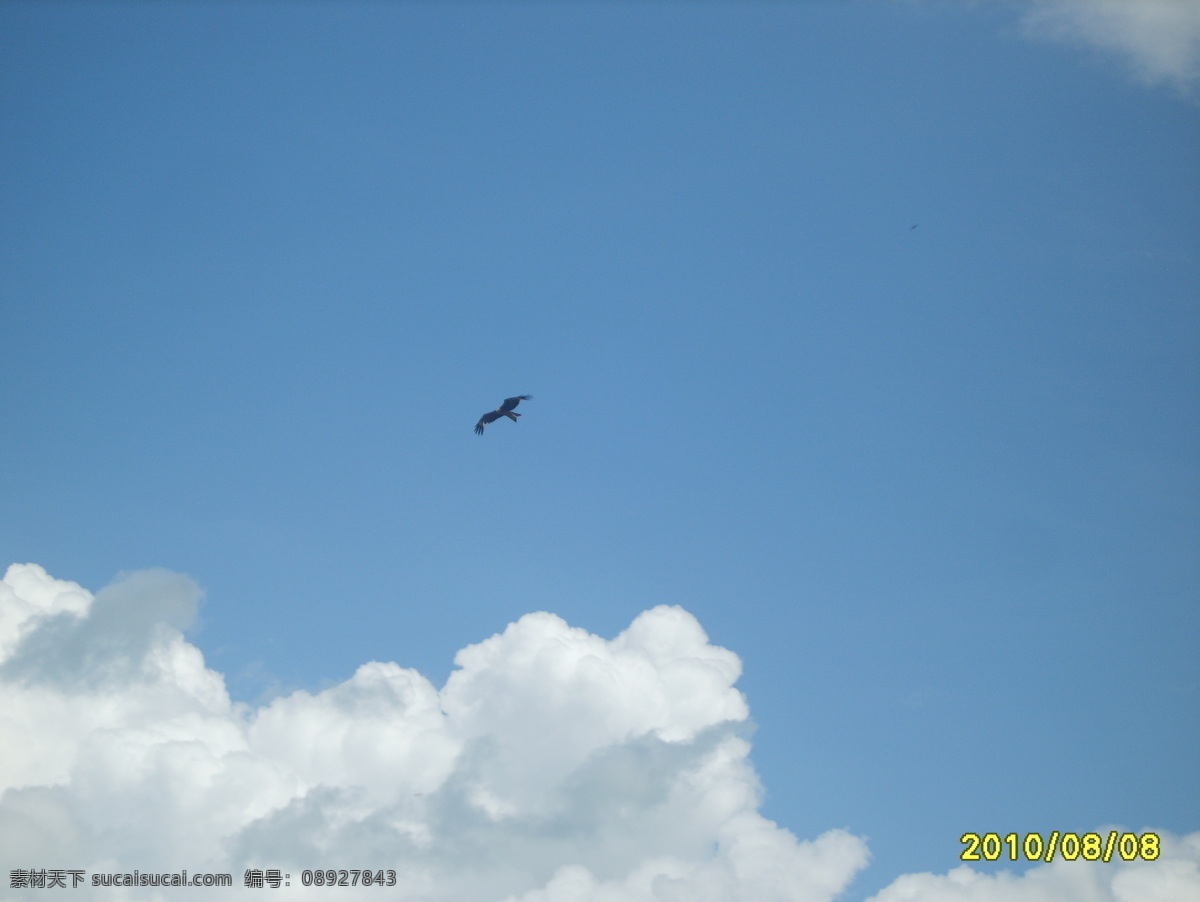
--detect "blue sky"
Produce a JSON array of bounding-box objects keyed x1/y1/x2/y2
[{"x1": 2, "y1": 2, "x2": 1198, "y2": 900}]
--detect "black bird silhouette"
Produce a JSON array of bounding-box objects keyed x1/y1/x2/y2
[{"x1": 475, "y1": 395, "x2": 532, "y2": 435}]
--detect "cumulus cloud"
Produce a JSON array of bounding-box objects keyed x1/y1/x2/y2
[
  {"x1": 2, "y1": 563, "x2": 1197, "y2": 901},
  {"x1": 0, "y1": 564, "x2": 866, "y2": 901},
  {"x1": 866, "y1": 829, "x2": 1200, "y2": 902},
  {"x1": 1019, "y1": 0, "x2": 1200, "y2": 93}
]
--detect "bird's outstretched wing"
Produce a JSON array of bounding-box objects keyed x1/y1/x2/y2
[
  {"x1": 499, "y1": 394, "x2": 532, "y2": 413},
  {"x1": 475, "y1": 395, "x2": 532, "y2": 434},
  {"x1": 475, "y1": 410, "x2": 503, "y2": 435}
]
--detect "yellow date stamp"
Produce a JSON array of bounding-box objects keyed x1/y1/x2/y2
[{"x1": 960, "y1": 831, "x2": 1159, "y2": 863}]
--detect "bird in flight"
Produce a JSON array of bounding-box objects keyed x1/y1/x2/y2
[{"x1": 475, "y1": 395, "x2": 532, "y2": 435}]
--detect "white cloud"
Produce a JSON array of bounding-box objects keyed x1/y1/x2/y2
[
  {"x1": 0, "y1": 562, "x2": 90, "y2": 661},
  {"x1": 3, "y1": 563, "x2": 1197, "y2": 901},
  {"x1": 1019, "y1": 0, "x2": 1200, "y2": 93},
  {"x1": 0, "y1": 564, "x2": 865, "y2": 901},
  {"x1": 866, "y1": 829, "x2": 1200, "y2": 902}
]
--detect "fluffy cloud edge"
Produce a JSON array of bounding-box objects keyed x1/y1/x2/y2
[
  {"x1": 0, "y1": 564, "x2": 869, "y2": 901},
  {"x1": 3, "y1": 564, "x2": 1197, "y2": 902},
  {"x1": 1019, "y1": 0, "x2": 1200, "y2": 93},
  {"x1": 866, "y1": 828, "x2": 1200, "y2": 902}
]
